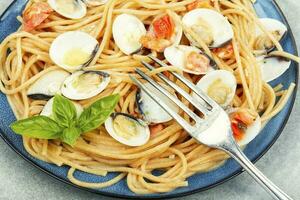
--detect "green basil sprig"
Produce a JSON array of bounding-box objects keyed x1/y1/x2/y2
[
  {"x1": 10, "y1": 94, "x2": 120, "y2": 146},
  {"x1": 53, "y1": 94, "x2": 77, "y2": 128},
  {"x1": 10, "y1": 116, "x2": 62, "y2": 139}
]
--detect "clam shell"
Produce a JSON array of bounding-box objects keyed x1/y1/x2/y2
[
  {"x1": 61, "y1": 71, "x2": 110, "y2": 100},
  {"x1": 49, "y1": 31, "x2": 99, "y2": 72},
  {"x1": 48, "y1": 0, "x2": 87, "y2": 19},
  {"x1": 105, "y1": 113, "x2": 150, "y2": 146},
  {"x1": 182, "y1": 9, "x2": 233, "y2": 48},
  {"x1": 112, "y1": 14, "x2": 146, "y2": 55},
  {"x1": 27, "y1": 70, "x2": 70, "y2": 100}
]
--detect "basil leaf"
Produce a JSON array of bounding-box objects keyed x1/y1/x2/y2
[
  {"x1": 60, "y1": 126, "x2": 81, "y2": 146},
  {"x1": 78, "y1": 94, "x2": 120, "y2": 133},
  {"x1": 10, "y1": 116, "x2": 62, "y2": 139},
  {"x1": 53, "y1": 94, "x2": 77, "y2": 128}
]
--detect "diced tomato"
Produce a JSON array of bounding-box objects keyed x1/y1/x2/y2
[
  {"x1": 140, "y1": 14, "x2": 175, "y2": 52},
  {"x1": 230, "y1": 110, "x2": 255, "y2": 141},
  {"x1": 22, "y1": 2, "x2": 53, "y2": 32},
  {"x1": 150, "y1": 124, "x2": 164, "y2": 137},
  {"x1": 186, "y1": 52, "x2": 210, "y2": 73},
  {"x1": 231, "y1": 122, "x2": 244, "y2": 141},
  {"x1": 212, "y1": 43, "x2": 234, "y2": 59},
  {"x1": 152, "y1": 15, "x2": 174, "y2": 40},
  {"x1": 186, "y1": 0, "x2": 212, "y2": 11}
]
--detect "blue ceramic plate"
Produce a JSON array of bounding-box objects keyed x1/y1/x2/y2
[{"x1": 0, "y1": 0, "x2": 298, "y2": 199}]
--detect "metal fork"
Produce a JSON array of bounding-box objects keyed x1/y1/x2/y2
[{"x1": 129, "y1": 55, "x2": 293, "y2": 200}]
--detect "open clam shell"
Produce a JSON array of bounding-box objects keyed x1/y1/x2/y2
[
  {"x1": 195, "y1": 70, "x2": 237, "y2": 108},
  {"x1": 48, "y1": 0, "x2": 87, "y2": 19},
  {"x1": 227, "y1": 108, "x2": 262, "y2": 146},
  {"x1": 164, "y1": 45, "x2": 216, "y2": 75},
  {"x1": 182, "y1": 8, "x2": 233, "y2": 49},
  {"x1": 61, "y1": 71, "x2": 110, "y2": 100},
  {"x1": 105, "y1": 112, "x2": 150, "y2": 146},
  {"x1": 140, "y1": 14, "x2": 183, "y2": 52},
  {"x1": 49, "y1": 31, "x2": 99, "y2": 72},
  {"x1": 257, "y1": 54, "x2": 291, "y2": 82},
  {"x1": 27, "y1": 70, "x2": 70, "y2": 100},
  {"x1": 136, "y1": 82, "x2": 179, "y2": 124},
  {"x1": 255, "y1": 18, "x2": 287, "y2": 52},
  {"x1": 112, "y1": 14, "x2": 146, "y2": 55}
]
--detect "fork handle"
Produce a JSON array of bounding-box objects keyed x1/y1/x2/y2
[{"x1": 223, "y1": 142, "x2": 293, "y2": 200}]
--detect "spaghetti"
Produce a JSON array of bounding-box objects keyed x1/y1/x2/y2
[{"x1": 0, "y1": 0, "x2": 298, "y2": 194}]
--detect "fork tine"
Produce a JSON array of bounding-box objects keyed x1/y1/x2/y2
[
  {"x1": 148, "y1": 55, "x2": 218, "y2": 109},
  {"x1": 141, "y1": 61, "x2": 211, "y2": 117},
  {"x1": 129, "y1": 75, "x2": 195, "y2": 132},
  {"x1": 134, "y1": 68, "x2": 203, "y2": 123}
]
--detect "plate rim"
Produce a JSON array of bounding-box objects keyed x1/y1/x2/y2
[{"x1": 0, "y1": 0, "x2": 298, "y2": 199}]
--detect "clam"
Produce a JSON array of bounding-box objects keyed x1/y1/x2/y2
[
  {"x1": 254, "y1": 18, "x2": 287, "y2": 52},
  {"x1": 112, "y1": 14, "x2": 146, "y2": 55},
  {"x1": 257, "y1": 54, "x2": 291, "y2": 82},
  {"x1": 140, "y1": 14, "x2": 182, "y2": 52},
  {"x1": 47, "y1": 0, "x2": 87, "y2": 19},
  {"x1": 49, "y1": 31, "x2": 99, "y2": 72},
  {"x1": 182, "y1": 9, "x2": 234, "y2": 49},
  {"x1": 27, "y1": 70, "x2": 70, "y2": 100},
  {"x1": 40, "y1": 97, "x2": 83, "y2": 117},
  {"x1": 228, "y1": 109, "x2": 261, "y2": 146},
  {"x1": 61, "y1": 71, "x2": 110, "y2": 100},
  {"x1": 136, "y1": 83, "x2": 179, "y2": 124},
  {"x1": 164, "y1": 45, "x2": 216, "y2": 75},
  {"x1": 105, "y1": 113, "x2": 150, "y2": 146},
  {"x1": 195, "y1": 70, "x2": 237, "y2": 108}
]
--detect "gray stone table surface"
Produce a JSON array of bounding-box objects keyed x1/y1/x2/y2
[{"x1": 0, "y1": 0, "x2": 299, "y2": 200}]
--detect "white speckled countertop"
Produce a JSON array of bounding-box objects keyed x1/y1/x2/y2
[{"x1": 0, "y1": 0, "x2": 299, "y2": 199}]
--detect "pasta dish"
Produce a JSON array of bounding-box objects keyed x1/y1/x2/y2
[{"x1": 0, "y1": 0, "x2": 298, "y2": 194}]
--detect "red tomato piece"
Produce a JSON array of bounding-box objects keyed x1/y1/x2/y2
[
  {"x1": 231, "y1": 122, "x2": 243, "y2": 141},
  {"x1": 152, "y1": 15, "x2": 174, "y2": 40},
  {"x1": 23, "y1": 2, "x2": 53, "y2": 32},
  {"x1": 230, "y1": 111, "x2": 255, "y2": 141}
]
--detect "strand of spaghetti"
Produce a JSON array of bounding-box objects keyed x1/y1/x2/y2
[
  {"x1": 232, "y1": 38, "x2": 255, "y2": 110},
  {"x1": 68, "y1": 168, "x2": 126, "y2": 188},
  {"x1": 262, "y1": 83, "x2": 295, "y2": 121},
  {"x1": 1, "y1": 51, "x2": 17, "y2": 85},
  {"x1": 20, "y1": 56, "x2": 39, "y2": 118},
  {"x1": 268, "y1": 51, "x2": 300, "y2": 63},
  {"x1": 127, "y1": 173, "x2": 153, "y2": 194},
  {"x1": 74, "y1": 131, "x2": 180, "y2": 160},
  {"x1": 93, "y1": 0, "x2": 115, "y2": 39},
  {"x1": 183, "y1": 25, "x2": 212, "y2": 57},
  {"x1": 113, "y1": 8, "x2": 164, "y2": 15},
  {"x1": 0, "y1": 66, "x2": 59, "y2": 94},
  {"x1": 133, "y1": 0, "x2": 194, "y2": 9},
  {"x1": 146, "y1": 66, "x2": 182, "y2": 76},
  {"x1": 262, "y1": 83, "x2": 279, "y2": 118},
  {"x1": 239, "y1": 40, "x2": 263, "y2": 108},
  {"x1": 224, "y1": 6, "x2": 253, "y2": 19}
]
